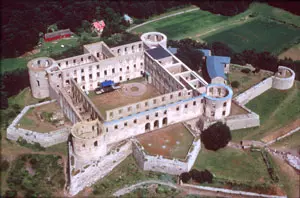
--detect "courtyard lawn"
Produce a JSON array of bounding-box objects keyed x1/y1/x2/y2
[
  {"x1": 231, "y1": 81, "x2": 300, "y2": 142},
  {"x1": 132, "y1": 9, "x2": 228, "y2": 40},
  {"x1": 137, "y1": 123, "x2": 194, "y2": 159},
  {"x1": 83, "y1": 155, "x2": 176, "y2": 198},
  {"x1": 17, "y1": 102, "x2": 70, "y2": 133},
  {"x1": 228, "y1": 65, "x2": 273, "y2": 95},
  {"x1": 201, "y1": 19, "x2": 300, "y2": 55},
  {"x1": 193, "y1": 147, "x2": 271, "y2": 184}
]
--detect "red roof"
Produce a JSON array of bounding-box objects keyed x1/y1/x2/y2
[{"x1": 92, "y1": 20, "x2": 105, "y2": 31}]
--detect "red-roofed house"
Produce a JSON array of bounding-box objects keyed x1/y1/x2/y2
[{"x1": 91, "y1": 20, "x2": 106, "y2": 36}]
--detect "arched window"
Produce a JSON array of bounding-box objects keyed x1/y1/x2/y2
[{"x1": 94, "y1": 141, "x2": 98, "y2": 147}]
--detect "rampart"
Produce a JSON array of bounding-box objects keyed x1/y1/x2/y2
[
  {"x1": 6, "y1": 100, "x2": 70, "y2": 147},
  {"x1": 132, "y1": 136, "x2": 201, "y2": 175}
]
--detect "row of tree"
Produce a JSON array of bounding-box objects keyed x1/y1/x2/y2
[
  {"x1": 180, "y1": 169, "x2": 213, "y2": 184},
  {"x1": 169, "y1": 39, "x2": 300, "y2": 81}
]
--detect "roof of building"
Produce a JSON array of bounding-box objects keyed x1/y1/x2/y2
[
  {"x1": 206, "y1": 56, "x2": 231, "y2": 79},
  {"x1": 44, "y1": 29, "x2": 73, "y2": 39},
  {"x1": 92, "y1": 20, "x2": 106, "y2": 31},
  {"x1": 146, "y1": 46, "x2": 172, "y2": 60},
  {"x1": 124, "y1": 14, "x2": 132, "y2": 21}
]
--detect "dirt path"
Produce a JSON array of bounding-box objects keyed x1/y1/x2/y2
[{"x1": 127, "y1": 7, "x2": 199, "y2": 32}]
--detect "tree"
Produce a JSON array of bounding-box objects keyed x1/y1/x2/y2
[
  {"x1": 180, "y1": 172, "x2": 191, "y2": 183},
  {"x1": 200, "y1": 122, "x2": 231, "y2": 151},
  {"x1": 47, "y1": 23, "x2": 58, "y2": 33},
  {"x1": 176, "y1": 45, "x2": 204, "y2": 71},
  {"x1": 231, "y1": 81, "x2": 240, "y2": 88},
  {"x1": 210, "y1": 41, "x2": 234, "y2": 57}
]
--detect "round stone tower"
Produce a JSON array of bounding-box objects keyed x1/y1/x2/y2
[
  {"x1": 27, "y1": 57, "x2": 54, "y2": 99},
  {"x1": 140, "y1": 32, "x2": 167, "y2": 49},
  {"x1": 71, "y1": 120, "x2": 107, "y2": 160},
  {"x1": 204, "y1": 84, "x2": 233, "y2": 120}
]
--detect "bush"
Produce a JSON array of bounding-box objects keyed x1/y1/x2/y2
[
  {"x1": 0, "y1": 160, "x2": 10, "y2": 171},
  {"x1": 231, "y1": 81, "x2": 240, "y2": 88},
  {"x1": 241, "y1": 68, "x2": 251, "y2": 74},
  {"x1": 4, "y1": 190, "x2": 17, "y2": 198},
  {"x1": 200, "y1": 122, "x2": 231, "y2": 151},
  {"x1": 180, "y1": 172, "x2": 191, "y2": 183},
  {"x1": 189, "y1": 169, "x2": 213, "y2": 184}
]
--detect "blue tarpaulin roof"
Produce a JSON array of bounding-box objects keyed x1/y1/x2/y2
[
  {"x1": 124, "y1": 14, "x2": 132, "y2": 21},
  {"x1": 101, "y1": 80, "x2": 114, "y2": 87},
  {"x1": 206, "y1": 56, "x2": 231, "y2": 79}
]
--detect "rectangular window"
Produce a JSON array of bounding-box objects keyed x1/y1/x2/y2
[
  {"x1": 146, "y1": 115, "x2": 149, "y2": 120},
  {"x1": 114, "y1": 125, "x2": 118, "y2": 129},
  {"x1": 170, "y1": 95, "x2": 173, "y2": 99},
  {"x1": 185, "y1": 104, "x2": 188, "y2": 108},
  {"x1": 193, "y1": 101, "x2": 196, "y2": 106},
  {"x1": 120, "y1": 68, "x2": 122, "y2": 72},
  {"x1": 73, "y1": 59, "x2": 76, "y2": 63},
  {"x1": 223, "y1": 102, "x2": 227, "y2": 107},
  {"x1": 127, "y1": 66, "x2": 129, "y2": 70},
  {"x1": 136, "y1": 104, "x2": 140, "y2": 109},
  {"x1": 164, "y1": 110, "x2": 167, "y2": 115},
  {"x1": 128, "y1": 107, "x2": 132, "y2": 112},
  {"x1": 119, "y1": 109, "x2": 123, "y2": 114},
  {"x1": 145, "y1": 102, "x2": 148, "y2": 107},
  {"x1": 97, "y1": 65, "x2": 100, "y2": 69},
  {"x1": 153, "y1": 99, "x2": 156, "y2": 104},
  {"x1": 124, "y1": 122, "x2": 127, "y2": 127},
  {"x1": 89, "y1": 74, "x2": 92, "y2": 79},
  {"x1": 74, "y1": 78, "x2": 77, "y2": 82},
  {"x1": 112, "y1": 68, "x2": 115, "y2": 73},
  {"x1": 222, "y1": 111, "x2": 226, "y2": 116},
  {"x1": 176, "y1": 107, "x2": 180, "y2": 111},
  {"x1": 97, "y1": 72, "x2": 100, "y2": 77},
  {"x1": 74, "y1": 70, "x2": 77, "y2": 75},
  {"x1": 155, "y1": 112, "x2": 158, "y2": 117},
  {"x1": 162, "y1": 97, "x2": 165, "y2": 102},
  {"x1": 81, "y1": 69, "x2": 84, "y2": 73},
  {"x1": 82, "y1": 76, "x2": 85, "y2": 81},
  {"x1": 134, "y1": 119, "x2": 137, "y2": 124},
  {"x1": 104, "y1": 70, "x2": 107, "y2": 75}
]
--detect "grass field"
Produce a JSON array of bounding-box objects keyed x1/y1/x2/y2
[
  {"x1": 201, "y1": 19, "x2": 300, "y2": 54},
  {"x1": 132, "y1": 9, "x2": 228, "y2": 40},
  {"x1": 231, "y1": 81, "x2": 300, "y2": 142},
  {"x1": 193, "y1": 147, "x2": 271, "y2": 183}
]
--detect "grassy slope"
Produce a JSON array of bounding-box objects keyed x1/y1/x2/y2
[
  {"x1": 193, "y1": 147, "x2": 271, "y2": 183},
  {"x1": 231, "y1": 81, "x2": 300, "y2": 142},
  {"x1": 271, "y1": 130, "x2": 300, "y2": 151},
  {"x1": 202, "y1": 19, "x2": 300, "y2": 54},
  {"x1": 132, "y1": 9, "x2": 228, "y2": 40}
]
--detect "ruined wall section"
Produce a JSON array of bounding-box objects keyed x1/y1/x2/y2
[
  {"x1": 70, "y1": 79, "x2": 103, "y2": 121},
  {"x1": 145, "y1": 52, "x2": 185, "y2": 93},
  {"x1": 68, "y1": 140, "x2": 132, "y2": 196},
  {"x1": 110, "y1": 41, "x2": 144, "y2": 57}
]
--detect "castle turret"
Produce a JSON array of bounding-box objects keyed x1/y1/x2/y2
[
  {"x1": 27, "y1": 57, "x2": 54, "y2": 99},
  {"x1": 204, "y1": 84, "x2": 233, "y2": 120},
  {"x1": 71, "y1": 120, "x2": 106, "y2": 160},
  {"x1": 141, "y1": 32, "x2": 167, "y2": 49}
]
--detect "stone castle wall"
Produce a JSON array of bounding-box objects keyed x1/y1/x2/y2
[
  {"x1": 68, "y1": 140, "x2": 132, "y2": 196},
  {"x1": 6, "y1": 100, "x2": 70, "y2": 147}
]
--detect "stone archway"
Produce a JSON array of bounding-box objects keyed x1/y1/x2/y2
[
  {"x1": 162, "y1": 117, "x2": 168, "y2": 126},
  {"x1": 154, "y1": 120, "x2": 159, "y2": 129},
  {"x1": 145, "y1": 123, "x2": 151, "y2": 132}
]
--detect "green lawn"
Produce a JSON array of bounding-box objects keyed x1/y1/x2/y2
[
  {"x1": 231, "y1": 81, "x2": 300, "y2": 142},
  {"x1": 0, "y1": 58, "x2": 28, "y2": 74},
  {"x1": 132, "y1": 9, "x2": 228, "y2": 40},
  {"x1": 201, "y1": 19, "x2": 300, "y2": 55},
  {"x1": 193, "y1": 147, "x2": 271, "y2": 183}
]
